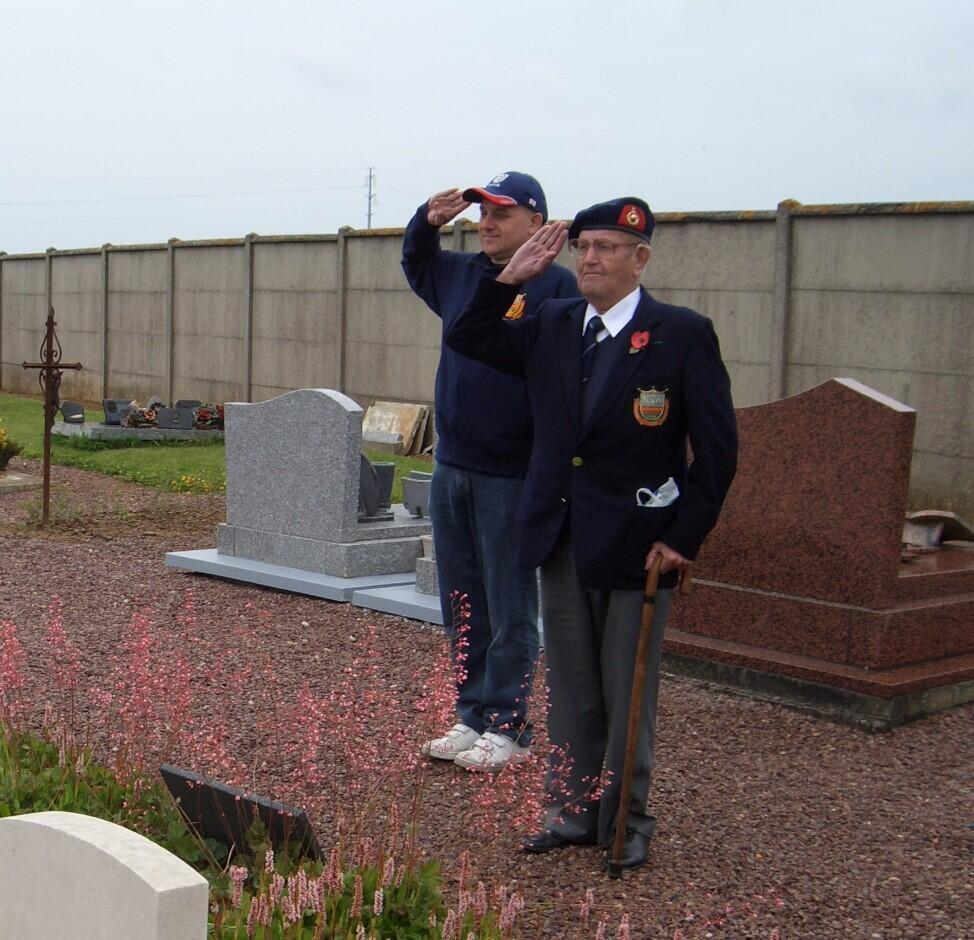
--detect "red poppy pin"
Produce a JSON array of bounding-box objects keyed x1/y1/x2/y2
[{"x1": 628, "y1": 330, "x2": 650, "y2": 354}]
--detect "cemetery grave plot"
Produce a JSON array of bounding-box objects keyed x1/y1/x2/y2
[{"x1": 1, "y1": 454, "x2": 972, "y2": 940}]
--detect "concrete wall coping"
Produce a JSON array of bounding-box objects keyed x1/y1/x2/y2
[{"x1": 4, "y1": 200, "x2": 972, "y2": 260}]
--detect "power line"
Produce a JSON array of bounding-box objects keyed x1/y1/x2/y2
[{"x1": 0, "y1": 183, "x2": 364, "y2": 209}]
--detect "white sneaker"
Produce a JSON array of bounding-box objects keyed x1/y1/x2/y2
[
  {"x1": 454, "y1": 732, "x2": 530, "y2": 772},
  {"x1": 422, "y1": 723, "x2": 481, "y2": 760}
]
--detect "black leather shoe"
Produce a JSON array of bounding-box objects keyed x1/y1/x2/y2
[
  {"x1": 604, "y1": 829, "x2": 650, "y2": 870},
  {"x1": 521, "y1": 830, "x2": 594, "y2": 854}
]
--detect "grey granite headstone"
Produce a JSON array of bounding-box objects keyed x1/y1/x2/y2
[
  {"x1": 157, "y1": 407, "x2": 196, "y2": 430},
  {"x1": 214, "y1": 389, "x2": 430, "y2": 579},
  {"x1": 102, "y1": 399, "x2": 132, "y2": 425},
  {"x1": 59, "y1": 401, "x2": 85, "y2": 424}
]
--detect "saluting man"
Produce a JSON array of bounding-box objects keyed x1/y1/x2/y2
[
  {"x1": 445, "y1": 198, "x2": 738, "y2": 868},
  {"x1": 401, "y1": 172, "x2": 579, "y2": 771}
]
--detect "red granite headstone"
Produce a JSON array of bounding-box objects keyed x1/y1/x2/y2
[{"x1": 666, "y1": 378, "x2": 974, "y2": 724}]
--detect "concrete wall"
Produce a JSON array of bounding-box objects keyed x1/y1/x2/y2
[
  {"x1": 1, "y1": 201, "x2": 971, "y2": 517},
  {"x1": 107, "y1": 247, "x2": 169, "y2": 402},
  {"x1": 786, "y1": 210, "x2": 974, "y2": 514}
]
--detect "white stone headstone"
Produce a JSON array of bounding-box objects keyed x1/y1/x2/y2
[{"x1": 0, "y1": 811, "x2": 208, "y2": 940}]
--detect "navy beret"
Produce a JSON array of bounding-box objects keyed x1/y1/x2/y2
[{"x1": 568, "y1": 197, "x2": 654, "y2": 243}]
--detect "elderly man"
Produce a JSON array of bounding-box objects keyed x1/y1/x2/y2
[
  {"x1": 445, "y1": 198, "x2": 737, "y2": 867},
  {"x1": 401, "y1": 172, "x2": 578, "y2": 771}
]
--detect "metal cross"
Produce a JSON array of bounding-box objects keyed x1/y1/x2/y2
[{"x1": 22, "y1": 307, "x2": 83, "y2": 525}]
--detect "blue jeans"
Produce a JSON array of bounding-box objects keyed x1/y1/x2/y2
[{"x1": 429, "y1": 462, "x2": 539, "y2": 744}]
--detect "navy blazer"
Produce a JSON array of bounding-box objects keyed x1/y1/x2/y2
[{"x1": 445, "y1": 276, "x2": 738, "y2": 590}]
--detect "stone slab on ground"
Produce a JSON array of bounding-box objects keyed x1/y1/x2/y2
[
  {"x1": 0, "y1": 811, "x2": 207, "y2": 940},
  {"x1": 351, "y1": 581, "x2": 444, "y2": 624},
  {"x1": 351, "y1": 581, "x2": 547, "y2": 647},
  {"x1": 53, "y1": 421, "x2": 223, "y2": 442},
  {"x1": 165, "y1": 549, "x2": 416, "y2": 602},
  {"x1": 0, "y1": 469, "x2": 42, "y2": 493}
]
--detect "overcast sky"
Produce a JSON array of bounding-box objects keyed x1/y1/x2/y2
[{"x1": 2, "y1": 0, "x2": 971, "y2": 254}]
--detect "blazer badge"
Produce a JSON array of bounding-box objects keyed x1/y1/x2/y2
[
  {"x1": 633, "y1": 387, "x2": 669, "y2": 427},
  {"x1": 504, "y1": 293, "x2": 527, "y2": 319}
]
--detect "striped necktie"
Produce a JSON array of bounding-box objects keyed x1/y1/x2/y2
[{"x1": 581, "y1": 315, "x2": 604, "y2": 386}]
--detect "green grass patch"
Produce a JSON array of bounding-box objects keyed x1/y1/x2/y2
[{"x1": 0, "y1": 393, "x2": 430, "y2": 499}]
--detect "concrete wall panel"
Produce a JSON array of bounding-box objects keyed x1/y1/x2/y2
[
  {"x1": 344, "y1": 287, "x2": 439, "y2": 404},
  {"x1": 173, "y1": 245, "x2": 246, "y2": 402},
  {"x1": 792, "y1": 214, "x2": 974, "y2": 292},
  {"x1": 50, "y1": 254, "x2": 104, "y2": 401},
  {"x1": 648, "y1": 220, "x2": 776, "y2": 291},
  {"x1": 106, "y1": 250, "x2": 168, "y2": 401},
  {"x1": 1, "y1": 259, "x2": 47, "y2": 393},
  {"x1": 346, "y1": 234, "x2": 412, "y2": 291},
  {"x1": 909, "y1": 451, "x2": 974, "y2": 515},
  {"x1": 251, "y1": 241, "x2": 339, "y2": 393},
  {"x1": 252, "y1": 241, "x2": 337, "y2": 292},
  {"x1": 789, "y1": 290, "x2": 973, "y2": 376}
]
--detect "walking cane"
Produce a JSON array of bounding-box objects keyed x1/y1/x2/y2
[{"x1": 607, "y1": 557, "x2": 692, "y2": 878}]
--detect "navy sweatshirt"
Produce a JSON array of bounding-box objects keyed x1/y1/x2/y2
[{"x1": 401, "y1": 204, "x2": 579, "y2": 478}]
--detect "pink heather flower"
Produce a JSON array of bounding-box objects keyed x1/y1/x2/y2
[
  {"x1": 617, "y1": 912, "x2": 630, "y2": 940},
  {"x1": 373, "y1": 887, "x2": 383, "y2": 916},
  {"x1": 595, "y1": 920, "x2": 607, "y2": 940},
  {"x1": 45, "y1": 597, "x2": 81, "y2": 694},
  {"x1": 0, "y1": 621, "x2": 28, "y2": 726},
  {"x1": 580, "y1": 887, "x2": 595, "y2": 921},
  {"x1": 264, "y1": 848, "x2": 275, "y2": 873},
  {"x1": 442, "y1": 909, "x2": 458, "y2": 940},
  {"x1": 355, "y1": 926, "x2": 366, "y2": 940},
  {"x1": 281, "y1": 894, "x2": 299, "y2": 926},
  {"x1": 229, "y1": 865, "x2": 248, "y2": 908},
  {"x1": 382, "y1": 856, "x2": 395, "y2": 887},
  {"x1": 457, "y1": 850, "x2": 471, "y2": 896},
  {"x1": 499, "y1": 893, "x2": 524, "y2": 933},
  {"x1": 474, "y1": 881, "x2": 487, "y2": 918},
  {"x1": 351, "y1": 874, "x2": 363, "y2": 919},
  {"x1": 246, "y1": 896, "x2": 259, "y2": 936},
  {"x1": 326, "y1": 846, "x2": 343, "y2": 893},
  {"x1": 269, "y1": 873, "x2": 285, "y2": 908}
]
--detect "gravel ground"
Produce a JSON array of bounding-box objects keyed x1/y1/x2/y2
[{"x1": 1, "y1": 458, "x2": 972, "y2": 940}]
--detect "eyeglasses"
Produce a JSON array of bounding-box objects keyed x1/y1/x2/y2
[{"x1": 568, "y1": 238, "x2": 642, "y2": 258}]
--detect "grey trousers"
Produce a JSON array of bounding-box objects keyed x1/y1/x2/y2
[{"x1": 540, "y1": 530, "x2": 672, "y2": 844}]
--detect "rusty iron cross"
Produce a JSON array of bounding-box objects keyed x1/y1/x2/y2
[{"x1": 21, "y1": 306, "x2": 83, "y2": 525}]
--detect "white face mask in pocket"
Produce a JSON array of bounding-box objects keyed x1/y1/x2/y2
[{"x1": 635, "y1": 477, "x2": 680, "y2": 508}]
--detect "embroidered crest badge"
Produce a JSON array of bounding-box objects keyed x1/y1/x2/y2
[
  {"x1": 504, "y1": 293, "x2": 527, "y2": 320},
  {"x1": 633, "y1": 387, "x2": 669, "y2": 427}
]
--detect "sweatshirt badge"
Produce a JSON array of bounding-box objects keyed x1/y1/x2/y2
[
  {"x1": 504, "y1": 293, "x2": 527, "y2": 320},
  {"x1": 628, "y1": 330, "x2": 650, "y2": 354},
  {"x1": 633, "y1": 387, "x2": 669, "y2": 427}
]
